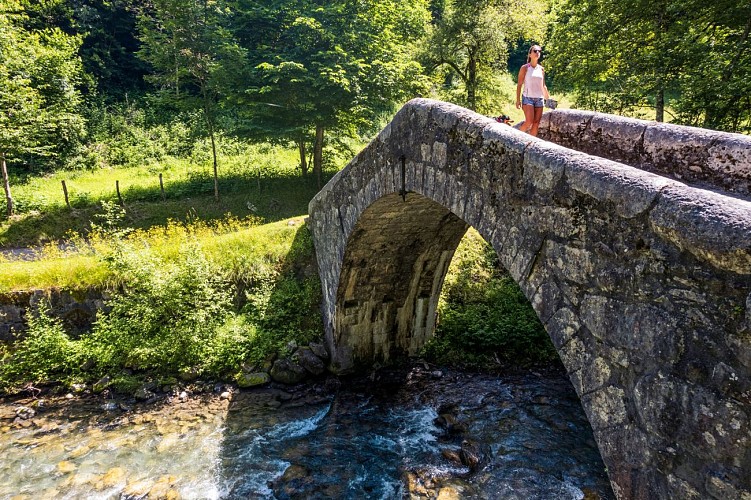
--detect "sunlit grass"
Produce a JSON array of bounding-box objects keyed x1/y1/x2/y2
[
  {"x1": 0, "y1": 143, "x2": 335, "y2": 248},
  {"x1": 0, "y1": 216, "x2": 308, "y2": 293}
]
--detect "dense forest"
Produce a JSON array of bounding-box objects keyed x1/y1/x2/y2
[{"x1": 2, "y1": 0, "x2": 750, "y2": 216}]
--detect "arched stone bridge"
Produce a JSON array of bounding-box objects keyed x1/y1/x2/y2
[{"x1": 307, "y1": 99, "x2": 751, "y2": 498}]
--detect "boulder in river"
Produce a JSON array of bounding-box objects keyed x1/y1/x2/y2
[
  {"x1": 270, "y1": 358, "x2": 307, "y2": 385},
  {"x1": 295, "y1": 347, "x2": 326, "y2": 376}
]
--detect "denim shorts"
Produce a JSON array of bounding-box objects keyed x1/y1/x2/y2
[{"x1": 522, "y1": 96, "x2": 544, "y2": 108}]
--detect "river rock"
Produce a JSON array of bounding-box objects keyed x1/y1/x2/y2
[
  {"x1": 148, "y1": 475, "x2": 180, "y2": 499},
  {"x1": 96, "y1": 467, "x2": 126, "y2": 489},
  {"x1": 295, "y1": 347, "x2": 326, "y2": 376},
  {"x1": 270, "y1": 359, "x2": 307, "y2": 385},
  {"x1": 236, "y1": 372, "x2": 271, "y2": 388},
  {"x1": 0, "y1": 407, "x2": 17, "y2": 420},
  {"x1": 92, "y1": 376, "x2": 111, "y2": 393},
  {"x1": 15, "y1": 406, "x2": 35, "y2": 420},
  {"x1": 134, "y1": 387, "x2": 155, "y2": 401},
  {"x1": 459, "y1": 439, "x2": 487, "y2": 471},
  {"x1": 441, "y1": 448, "x2": 462, "y2": 465},
  {"x1": 437, "y1": 486, "x2": 461, "y2": 500},
  {"x1": 308, "y1": 342, "x2": 329, "y2": 360}
]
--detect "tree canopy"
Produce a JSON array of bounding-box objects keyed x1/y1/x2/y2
[
  {"x1": 0, "y1": 0, "x2": 86, "y2": 214},
  {"x1": 546, "y1": 0, "x2": 751, "y2": 131}
]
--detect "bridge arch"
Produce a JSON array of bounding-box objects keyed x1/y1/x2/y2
[{"x1": 308, "y1": 99, "x2": 751, "y2": 498}]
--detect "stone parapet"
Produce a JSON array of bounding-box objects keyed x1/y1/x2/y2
[{"x1": 537, "y1": 109, "x2": 751, "y2": 197}]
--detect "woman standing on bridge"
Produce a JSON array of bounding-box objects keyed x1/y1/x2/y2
[{"x1": 516, "y1": 44, "x2": 550, "y2": 137}]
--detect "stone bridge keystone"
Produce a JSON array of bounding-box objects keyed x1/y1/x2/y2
[{"x1": 308, "y1": 98, "x2": 751, "y2": 499}]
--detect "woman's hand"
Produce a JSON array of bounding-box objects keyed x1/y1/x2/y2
[{"x1": 515, "y1": 98, "x2": 521, "y2": 109}]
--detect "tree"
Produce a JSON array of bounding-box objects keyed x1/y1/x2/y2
[
  {"x1": 231, "y1": 0, "x2": 430, "y2": 186},
  {"x1": 0, "y1": 1, "x2": 86, "y2": 216},
  {"x1": 423, "y1": 0, "x2": 547, "y2": 112},
  {"x1": 19, "y1": 0, "x2": 149, "y2": 100},
  {"x1": 546, "y1": 0, "x2": 751, "y2": 130},
  {"x1": 136, "y1": 0, "x2": 243, "y2": 201}
]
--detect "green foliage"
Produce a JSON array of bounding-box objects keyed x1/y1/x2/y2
[
  {"x1": 0, "y1": 1, "x2": 87, "y2": 174},
  {"x1": 0, "y1": 218, "x2": 323, "y2": 392},
  {"x1": 81, "y1": 243, "x2": 233, "y2": 376},
  {"x1": 546, "y1": 0, "x2": 751, "y2": 131},
  {"x1": 422, "y1": 0, "x2": 548, "y2": 112},
  {"x1": 423, "y1": 230, "x2": 557, "y2": 368},
  {"x1": 0, "y1": 302, "x2": 82, "y2": 392}
]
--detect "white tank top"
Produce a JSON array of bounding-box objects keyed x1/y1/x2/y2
[{"x1": 523, "y1": 63, "x2": 545, "y2": 98}]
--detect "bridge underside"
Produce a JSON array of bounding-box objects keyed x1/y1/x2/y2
[{"x1": 335, "y1": 193, "x2": 467, "y2": 368}]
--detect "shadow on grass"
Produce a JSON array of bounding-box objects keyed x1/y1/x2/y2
[
  {"x1": 0, "y1": 171, "x2": 336, "y2": 248},
  {"x1": 236, "y1": 221, "x2": 323, "y2": 354}
]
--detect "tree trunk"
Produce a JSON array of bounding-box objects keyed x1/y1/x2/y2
[
  {"x1": 314, "y1": 124, "x2": 324, "y2": 189},
  {"x1": 204, "y1": 102, "x2": 220, "y2": 202},
  {"x1": 298, "y1": 138, "x2": 308, "y2": 176},
  {"x1": 1, "y1": 152, "x2": 13, "y2": 217},
  {"x1": 655, "y1": 87, "x2": 665, "y2": 122},
  {"x1": 210, "y1": 127, "x2": 219, "y2": 202},
  {"x1": 467, "y1": 57, "x2": 477, "y2": 111}
]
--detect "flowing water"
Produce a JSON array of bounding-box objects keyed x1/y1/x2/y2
[{"x1": 0, "y1": 365, "x2": 614, "y2": 499}]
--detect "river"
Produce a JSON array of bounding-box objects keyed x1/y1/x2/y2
[{"x1": 0, "y1": 364, "x2": 613, "y2": 499}]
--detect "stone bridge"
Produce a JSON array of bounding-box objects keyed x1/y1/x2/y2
[{"x1": 307, "y1": 99, "x2": 751, "y2": 498}]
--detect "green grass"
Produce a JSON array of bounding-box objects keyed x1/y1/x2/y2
[
  {"x1": 0, "y1": 216, "x2": 309, "y2": 293},
  {"x1": 0, "y1": 143, "x2": 333, "y2": 248}
]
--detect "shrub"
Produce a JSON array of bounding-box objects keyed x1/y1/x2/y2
[
  {"x1": 81, "y1": 242, "x2": 234, "y2": 376},
  {"x1": 423, "y1": 230, "x2": 558, "y2": 368},
  {"x1": 0, "y1": 302, "x2": 82, "y2": 392}
]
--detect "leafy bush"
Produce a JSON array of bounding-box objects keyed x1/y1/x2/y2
[
  {"x1": 423, "y1": 230, "x2": 558, "y2": 368},
  {"x1": 81, "y1": 242, "x2": 234, "y2": 376},
  {"x1": 0, "y1": 302, "x2": 82, "y2": 392}
]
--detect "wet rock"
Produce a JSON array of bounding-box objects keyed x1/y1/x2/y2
[
  {"x1": 95, "y1": 467, "x2": 126, "y2": 489},
  {"x1": 308, "y1": 342, "x2": 329, "y2": 361},
  {"x1": 102, "y1": 402, "x2": 118, "y2": 411},
  {"x1": 459, "y1": 439, "x2": 487, "y2": 471},
  {"x1": 437, "y1": 486, "x2": 461, "y2": 500},
  {"x1": 123, "y1": 479, "x2": 152, "y2": 499},
  {"x1": 435, "y1": 413, "x2": 456, "y2": 428},
  {"x1": 236, "y1": 372, "x2": 271, "y2": 388},
  {"x1": 220, "y1": 391, "x2": 232, "y2": 400},
  {"x1": 295, "y1": 347, "x2": 326, "y2": 376},
  {"x1": 270, "y1": 358, "x2": 308, "y2": 385},
  {"x1": 92, "y1": 376, "x2": 111, "y2": 393},
  {"x1": 403, "y1": 471, "x2": 428, "y2": 497},
  {"x1": 148, "y1": 475, "x2": 180, "y2": 499},
  {"x1": 441, "y1": 448, "x2": 463, "y2": 465}
]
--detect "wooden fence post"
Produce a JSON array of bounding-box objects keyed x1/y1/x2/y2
[
  {"x1": 116, "y1": 180, "x2": 123, "y2": 206},
  {"x1": 159, "y1": 173, "x2": 165, "y2": 201},
  {"x1": 61, "y1": 180, "x2": 71, "y2": 209}
]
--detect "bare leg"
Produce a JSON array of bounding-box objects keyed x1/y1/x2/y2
[
  {"x1": 530, "y1": 106, "x2": 544, "y2": 136},
  {"x1": 522, "y1": 104, "x2": 535, "y2": 133}
]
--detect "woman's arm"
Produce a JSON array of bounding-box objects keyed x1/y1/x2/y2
[
  {"x1": 542, "y1": 66, "x2": 550, "y2": 99},
  {"x1": 516, "y1": 65, "x2": 527, "y2": 109}
]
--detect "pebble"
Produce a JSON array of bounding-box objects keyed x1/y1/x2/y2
[{"x1": 220, "y1": 391, "x2": 231, "y2": 400}]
